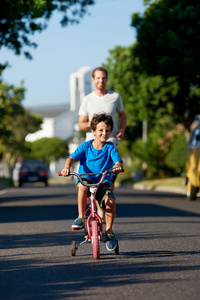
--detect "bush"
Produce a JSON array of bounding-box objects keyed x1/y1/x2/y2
[
  {"x1": 165, "y1": 133, "x2": 187, "y2": 174},
  {"x1": 0, "y1": 177, "x2": 14, "y2": 189}
]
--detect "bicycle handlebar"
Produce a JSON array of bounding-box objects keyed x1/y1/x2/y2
[{"x1": 58, "y1": 166, "x2": 124, "y2": 188}]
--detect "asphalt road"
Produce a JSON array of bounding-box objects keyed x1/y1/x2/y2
[{"x1": 0, "y1": 182, "x2": 200, "y2": 300}]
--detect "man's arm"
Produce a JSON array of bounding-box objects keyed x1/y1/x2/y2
[
  {"x1": 78, "y1": 115, "x2": 91, "y2": 131},
  {"x1": 116, "y1": 110, "x2": 127, "y2": 140}
]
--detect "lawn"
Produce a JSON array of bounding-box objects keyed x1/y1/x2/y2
[{"x1": 134, "y1": 177, "x2": 186, "y2": 190}]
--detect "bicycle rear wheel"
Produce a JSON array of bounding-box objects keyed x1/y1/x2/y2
[{"x1": 92, "y1": 220, "x2": 100, "y2": 259}]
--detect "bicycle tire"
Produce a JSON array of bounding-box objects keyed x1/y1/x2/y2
[
  {"x1": 186, "y1": 180, "x2": 197, "y2": 201},
  {"x1": 71, "y1": 241, "x2": 76, "y2": 256},
  {"x1": 92, "y1": 220, "x2": 100, "y2": 259}
]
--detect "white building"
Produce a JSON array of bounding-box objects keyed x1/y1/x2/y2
[
  {"x1": 23, "y1": 66, "x2": 93, "y2": 177},
  {"x1": 25, "y1": 103, "x2": 74, "y2": 142},
  {"x1": 26, "y1": 66, "x2": 92, "y2": 143},
  {"x1": 70, "y1": 66, "x2": 93, "y2": 116}
]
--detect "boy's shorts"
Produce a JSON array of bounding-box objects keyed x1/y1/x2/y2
[{"x1": 77, "y1": 178, "x2": 115, "y2": 210}]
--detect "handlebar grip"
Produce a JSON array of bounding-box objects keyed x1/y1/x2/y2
[
  {"x1": 58, "y1": 172, "x2": 62, "y2": 176},
  {"x1": 111, "y1": 167, "x2": 125, "y2": 173}
]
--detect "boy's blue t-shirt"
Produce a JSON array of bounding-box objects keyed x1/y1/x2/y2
[{"x1": 70, "y1": 140, "x2": 122, "y2": 184}]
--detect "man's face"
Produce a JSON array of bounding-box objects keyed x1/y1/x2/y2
[{"x1": 92, "y1": 70, "x2": 107, "y2": 90}]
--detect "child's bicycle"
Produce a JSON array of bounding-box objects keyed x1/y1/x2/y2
[{"x1": 58, "y1": 168, "x2": 120, "y2": 259}]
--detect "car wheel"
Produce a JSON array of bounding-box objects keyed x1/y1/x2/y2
[{"x1": 186, "y1": 180, "x2": 197, "y2": 200}]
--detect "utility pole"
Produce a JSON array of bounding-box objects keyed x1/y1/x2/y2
[{"x1": 142, "y1": 120, "x2": 148, "y2": 177}]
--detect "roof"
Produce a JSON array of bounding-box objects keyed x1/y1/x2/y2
[{"x1": 27, "y1": 103, "x2": 70, "y2": 118}]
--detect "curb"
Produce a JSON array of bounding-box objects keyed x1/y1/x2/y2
[{"x1": 133, "y1": 183, "x2": 186, "y2": 195}]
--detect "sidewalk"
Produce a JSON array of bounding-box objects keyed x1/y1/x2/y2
[{"x1": 132, "y1": 177, "x2": 186, "y2": 195}]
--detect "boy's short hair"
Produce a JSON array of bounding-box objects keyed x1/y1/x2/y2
[
  {"x1": 92, "y1": 67, "x2": 108, "y2": 78},
  {"x1": 91, "y1": 113, "x2": 113, "y2": 132}
]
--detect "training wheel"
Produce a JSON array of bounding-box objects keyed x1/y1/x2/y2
[{"x1": 71, "y1": 241, "x2": 76, "y2": 256}]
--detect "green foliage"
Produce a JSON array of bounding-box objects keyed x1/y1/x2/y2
[
  {"x1": 29, "y1": 137, "x2": 69, "y2": 164},
  {"x1": 0, "y1": 75, "x2": 43, "y2": 170},
  {"x1": 0, "y1": 177, "x2": 14, "y2": 189},
  {"x1": 103, "y1": 45, "x2": 141, "y2": 127},
  {"x1": 131, "y1": 0, "x2": 200, "y2": 127},
  {"x1": 4, "y1": 111, "x2": 42, "y2": 158},
  {"x1": 0, "y1": 80, "x2": 25, "y2": 144},
  {"x1": 102, "y1": 43, "x2": 190, "y2": 178},
  {"x1": 131, "y1": 74, "x2": 180, "y2": 125},
  {"x1": 103, "y1": 44, "x2": 183, "y2": 129},
  {"x1": 132, "y1": 0, "x2": 200, "y2": 84},
  {"x1": 0, "y1": 0, "x2": 95, "y2": 59},
  {"x1": 119, "y1": 115, "x2": 187, "y2": 179},
  {"x1": 165, "y1": 133, "x2": 187, "y2": 173}
]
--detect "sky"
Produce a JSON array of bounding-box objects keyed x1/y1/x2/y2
[{"x1": 1, "y1": 0, "x2": 144, "y2": 108}]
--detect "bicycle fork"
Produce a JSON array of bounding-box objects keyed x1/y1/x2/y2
[{"x1": 87, "y1": 189, "x2": 103, "y2": 241}]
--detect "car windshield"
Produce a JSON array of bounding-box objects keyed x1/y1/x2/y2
[
  {"x1": 188, "y1": 127, "x2": 200, "y2": 148},
  {"x1": 21, "y1": 160, "x2": 47, "y2": 169}
]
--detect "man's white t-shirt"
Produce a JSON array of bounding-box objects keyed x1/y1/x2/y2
[{"x1": 79, "y1": 90, "x2": 124, "y2": 145}]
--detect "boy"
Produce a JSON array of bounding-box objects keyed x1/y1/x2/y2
[{"x1": 61, "y1": 113, "x2": 123, "y2": 251}]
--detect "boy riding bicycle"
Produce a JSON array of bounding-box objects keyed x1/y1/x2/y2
[{"x1": 61, "y1": 113, "x2": 123, "y2": 251}]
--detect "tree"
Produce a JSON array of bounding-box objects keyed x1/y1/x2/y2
[
  {"x1": 29, "y1": 137, "x2": 69, "y2": 164},
  {"x1": 0, "y1": 0, "x2": 95, "y2": 59},
  {"x1": 0, "y1": 78, "x2": 43, "y2": 174},
  {"x1": 131, "y1": 0, "x2": 200, "y2": 128},
  {"x1": 102, "y1": 44, "x2": 188, "y2": 178},
  {"x1": 165, "y1": 133, "x2": 187, "y2": 174},
  {"x1": 0, "y1": 80, "x2": 25, "y2": 145},
  {"x1": 0, "y1": 80, "x2": 42, "y2": 145},
  {"x1": 103, "y1": 45, "x2": 141, "y2": 127},
  {"x1": 4, "y1": 110, "x2": 43, "y2": 157},
  {"x1": 103, "y1": 44, "x2": 179, "y2": 128}
]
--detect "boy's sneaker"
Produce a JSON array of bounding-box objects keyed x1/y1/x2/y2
[
  {"x1": 71, "y1": 218, "x2": 84, "y2": 229},
  {"x1": 106, "y1": 233, "x2": 117, "y2": 251}
]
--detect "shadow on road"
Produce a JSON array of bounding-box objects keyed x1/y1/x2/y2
[
  {"x1": 1, "y1": 251, "x2": 200, "y2": 300},
  {"x1": 0, "y1": 202, "x2": 200, "y2": 224},
  {"x1": 0, "y1": 230, "x2": 83, "y2": 249}
]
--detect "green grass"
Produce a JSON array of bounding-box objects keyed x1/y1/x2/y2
[
  {"x1": 134, "y1": 177, "x2": 186, "y2": 189},
  {"x1": 0, "y1": 176, "x2": 186, "y2": 191}
]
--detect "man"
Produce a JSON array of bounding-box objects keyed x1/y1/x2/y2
[
  {"x1": 78, "y1": 66, "x2": 126, "y2": 172},
  {"x1": 78, "y1": 66, "x2": 126, "y2": 219}
]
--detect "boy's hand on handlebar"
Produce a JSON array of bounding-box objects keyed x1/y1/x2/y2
[
  {"x1": 112, "y1": 164, "x2": 124, "y2": 174},
  {"x1": 61, "y1": 168, "x2": 70, "y2": 176}
]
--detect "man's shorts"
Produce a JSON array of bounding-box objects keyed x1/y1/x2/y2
[
  {"x1": 111, "y1": 173, "x2": 117, "y2": 183},
  {"x1": 110, "y1": 143, "x2": 118, "y2": 183},
  {"x1": 77, "y1": 178, "x2": 115, "y2": 210}
]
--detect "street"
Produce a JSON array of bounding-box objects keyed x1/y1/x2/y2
[{"x1": 0, "y1": 182, "x2": 200, "y2": 300}]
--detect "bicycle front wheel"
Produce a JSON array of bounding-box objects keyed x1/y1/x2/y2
[{"x1": 92, "y1": 220, "x2": 100, "y2": 259}]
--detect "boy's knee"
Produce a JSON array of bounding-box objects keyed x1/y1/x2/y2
[
  {"x1": 78, "y1": 183, "x2": 88, "y2": 193},
  {"x1": 105, "y1": 197, "x2": 115, "y2": 208}
]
